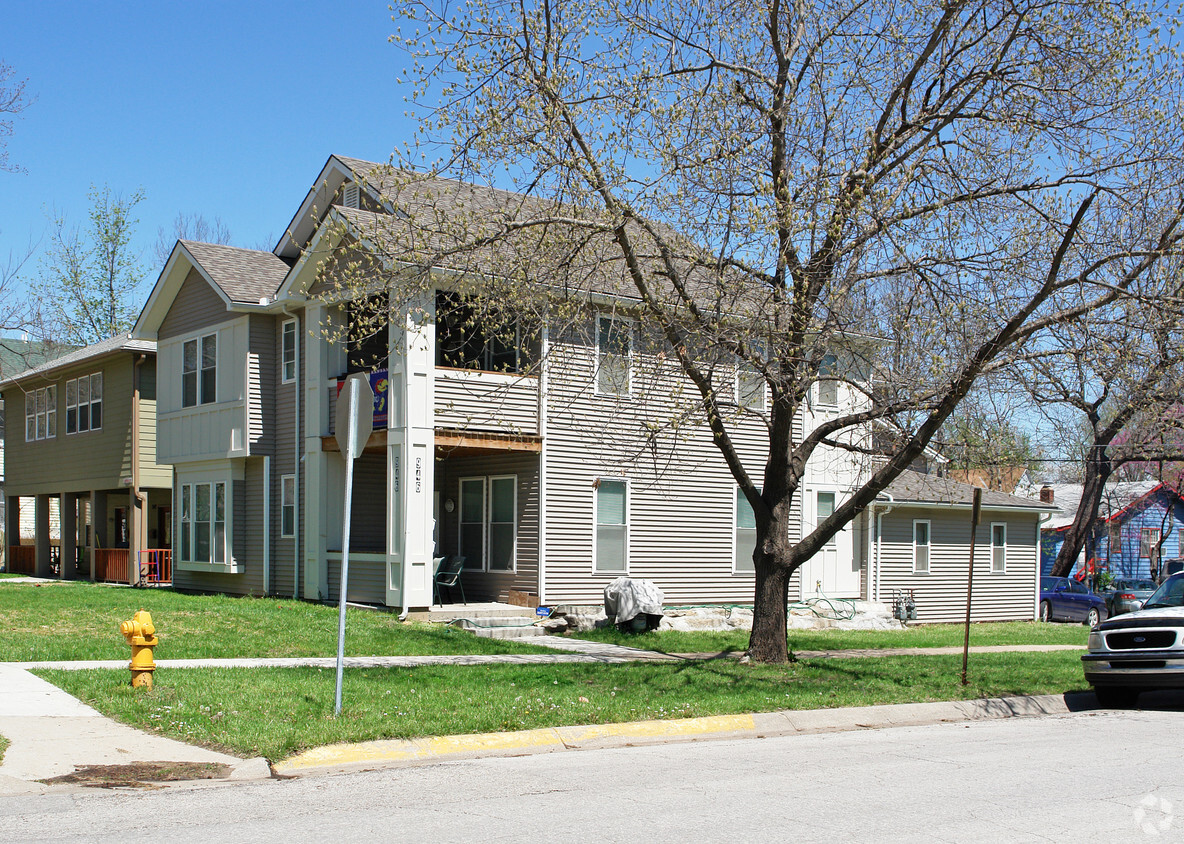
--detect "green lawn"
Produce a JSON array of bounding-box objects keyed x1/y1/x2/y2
[
  {"x1": 37, "y1": 650, "x2": 1089, "y2": 761},
  {"x1": 0, "y1": 582, "x2": 555, "y2": 661},
  {"x1": 572, "y1": 621, "x2": 1090, "y2": 654}
]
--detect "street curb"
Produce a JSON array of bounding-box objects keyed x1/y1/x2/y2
[{"x1": 271, "y1": 693, "x2": 1073, "y2": 777}]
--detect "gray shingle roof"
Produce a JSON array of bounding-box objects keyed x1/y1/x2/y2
[
  {"x1": 883, "y1": 469, "x2": 1052, "y2": 510},
  {"x1": 181, "y1": 241, "x2": 292, "y2": 303},
  {"x1": 0, "y1": 334, "x2": 155, "y2": 388},
  {"x1": 1043, "y1": 480, "x2": 1161, "y2": 529}
]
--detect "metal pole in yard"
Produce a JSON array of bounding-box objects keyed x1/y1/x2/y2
[{"x1": 962, "y1": 486, "x2": 983, "y2": 686}]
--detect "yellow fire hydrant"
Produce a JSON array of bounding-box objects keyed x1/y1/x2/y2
[{"x1": 119, "y1": 609, "x2": 158, "y2": 688}]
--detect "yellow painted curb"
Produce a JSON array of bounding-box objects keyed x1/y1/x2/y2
[{"x1": 274, "y1": 713, "x2": 756, "y2": 774}]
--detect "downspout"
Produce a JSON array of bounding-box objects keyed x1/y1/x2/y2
[
  {"x1": 874, "y1": 493, "x2": 895, "y2": 604},
  {"x1": 280, "y1": 304, "x2": 301, "y2": 599},
  {"x1": 262, "y1": 455, "x2": 270, "y2": 596},
  {"x1": 132, "y1": 353, "x2": 149, "y2": 585},
  {"x1": 537, "y1": 323, "x2": 549, "y2": 605}
]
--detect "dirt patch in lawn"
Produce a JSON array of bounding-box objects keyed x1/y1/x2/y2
[{"x1": 39, "y1": 761, "x2": 232, "y2": 789}]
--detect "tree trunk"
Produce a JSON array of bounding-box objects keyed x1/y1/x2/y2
[
  {"x1": 748, "y1": 556, "x2": 792, "y2": 663},
  {"x1": 1051, "y1": 444, "x2": 1113, "y2": 577}
]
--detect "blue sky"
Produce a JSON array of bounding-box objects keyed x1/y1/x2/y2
[{"x1": 2, "y1": 1, "x2": 415, "y2": 295}]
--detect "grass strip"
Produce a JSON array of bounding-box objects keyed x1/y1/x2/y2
[
  {"x1": 571, "y1": 620, "x2": 1089, "y2": 654},
  {"x1": 36, "y1": 651, "x2": 1088, "y2": 761},
  {"x1": 0, "y1": 582, "x2": 554, "y2": 661}
]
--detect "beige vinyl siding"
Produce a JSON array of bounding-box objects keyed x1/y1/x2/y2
[
  {"x1": 542, "y1": 318, "x2": 772, "y2": 605},
  {"x1": 171, "y1": 473, "x2": 261, "y2": 595},
  {"x1": 436, "y1": 452, "x2": 539, "y2": 602},
  {"x1": 158, "y1": 268, "x2": 230, "y2": 340},
  {"x1": 435, "y1": 371, "x2": 540, "y2": 435},
  {"x1": 874, "y1": 505, "x2": 1039, "y2": 622},
  {"x1": 3, "y1": 356, "x2": 142, "y2": 495},
  {"x1": 272, "y1": 312, "x2": 301, "y2": 598}
]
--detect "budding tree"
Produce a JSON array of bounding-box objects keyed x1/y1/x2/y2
[{"x1": 353, "y1": 0, "x2": 1184, "y2": 661}]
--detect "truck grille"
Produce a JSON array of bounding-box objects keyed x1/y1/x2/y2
[{"x1": 1106, "y1": 630, "x2": 1177, "y2": 650}]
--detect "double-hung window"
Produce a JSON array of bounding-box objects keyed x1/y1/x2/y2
[
  {"x1": 25, "y1": 385, "x2": 56, "y2": 441},
  {"x1": 817, "y1": 491, "x2": 837, "y2": 548},
  {"x1": 913, "y1": 520, "x2": 931, "y2": 573},
  {"x1": 182, "y1": 333, "x2": 217, "y2": 407},
  {"x1": 991, "y1": 523, "x2": 1007, "y2": 573},
  {"x1": 65, "y1": 373, "x2": 102, "y2": 434},
  {"x1": 597, "y1": 315, "x2": 632, "y2": 396},
  {"x1": 816, "y1": 353, "x2": 838, "y2": 408},
  {"x1": 281, "y1": 320, "x2": 297, "y2": 383},
  {"x1": 281, "y1": 474, "x2": 296, "y2": 538},
  {"x1": 735, "y1": 487, "x2": 757, "y2": 572},
  {"x1": 458, "y1": 475, "x2": 517, "y2": 571},
  {"x1": 179, "y1": 481, "x2": 227, "y2": 565},
  {"x1": 595, "y1": 479, "x2": 628, "y2": 572}
]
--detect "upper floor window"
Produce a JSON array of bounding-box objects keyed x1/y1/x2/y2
[
  {"x1": 991, "y1": 523, "x2": 1007, "y2": 573},
  {"x1": 281, "y1": 319, "x2": 297, "y2": 383},
  {"x1": 183, "y1": 333, "x2": 217, "y2": 407},
  {"x1": 25, "y1": 385, "x2": 56, "y2": 441},
  {"x1": 597, "y1": 315, "x2": 632, "y2": 395},
  {"x1": 816, "y1": 353, "x2": 838, "y2": 407},
  {"x1": 435, "y1": 291, "x2": 536, "y2": 374},
  {"x1": 66, "y1": 372, "x2": 102, "y2": 434},
  {"x1": 913, "y1": 520, "x2": 930, "y2": 573}
]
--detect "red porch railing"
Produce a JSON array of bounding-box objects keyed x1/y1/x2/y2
[
  {"x1": 94, "y1": 549, "x2": 130, "y2": 584},
  {"x1": 6, "y1": 546, "x2": 35, "y2": 575},
  {"x1": 139, "y1": 549, "x2": 172, "y2": 585}
]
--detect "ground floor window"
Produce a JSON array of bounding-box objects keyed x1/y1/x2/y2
[
  {"x1": 913, "y1": 520, "x2": 930, "y2": 574},
  {"x1": 281, "y1": 474, "x2": 296, "y2": 538},
  {"x1": 735, "y1": 487, "x2": 757, "y2": 573},
  {"x1": 458, "y1": 475, "x2": 517, "y2": 571},
  {"x1": 991, "y1": 522, "x2": 1006, "y2": 573},
  {"x1": 179, "y1": 481, "x2": 227, "y2": 565},
  {"x1": 595, "y1": 479, "x2": 628, "y2": 573}
]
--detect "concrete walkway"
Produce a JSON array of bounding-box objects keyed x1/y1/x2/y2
[{"x1": 0, "y1": 636, "x2": 1090, "y2": 793}]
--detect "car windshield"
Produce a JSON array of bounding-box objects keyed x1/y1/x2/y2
[
  {"x1": 1143, "y1": 575, "x2": 1184, "y2": 609},
  {"x1": 1129, "y1": 580, "x2": 1158, "y2": 591}
]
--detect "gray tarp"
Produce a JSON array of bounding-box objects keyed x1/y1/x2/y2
[{"x1": 603, "y1": 576, "x2": 665, "y2": 624}]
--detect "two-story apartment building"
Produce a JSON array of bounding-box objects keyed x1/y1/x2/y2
[
  {"x1": 132, "y1": 155, "x2": 1050, "y2": 620},
  {"x1": 1, "y1": 335, "x2": 172, "y2": 583}
]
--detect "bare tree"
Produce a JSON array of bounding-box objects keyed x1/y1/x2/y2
[
  {"x1": 343, "y1": 0, "x2": 1184, "y2": 662},
  {"x1": 153, "y1": 212, "x2": 232, "y2": 268},
  {"x1": 0, "y1": 60, "x2": 32, "y2": 173},
  {"x1": 37, "y1": 184, "x2": 146, "y2": 345}
]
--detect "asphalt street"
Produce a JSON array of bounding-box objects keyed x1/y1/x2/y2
[{"x1": 1, "y1": 705, "x2": 1181, "y2": 843}]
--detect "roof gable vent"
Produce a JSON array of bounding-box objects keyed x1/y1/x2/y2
[{"x1": 342, "y1": 182, "x2": 360, "y2": 209}]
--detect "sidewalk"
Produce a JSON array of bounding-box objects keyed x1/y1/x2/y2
[{"x1": 0, "y1": 637, "x2": 1090, "y2": 793}]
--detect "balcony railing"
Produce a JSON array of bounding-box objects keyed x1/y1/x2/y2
[
  {"x1": 139, "y1": 549, "x2": 172, "y2": 585},
  {"x1": 95, "y1": 549, "x2": 130, "y2": 584}
]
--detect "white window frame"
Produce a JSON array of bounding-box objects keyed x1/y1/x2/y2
[
  {"x1": 65, "y1": 372, "x2": 103, "y2": 435},
  {"x1": 913, "y1": 519, "x2": 931, "y2": 574},
  {"x1": 592, "y1": 477, "x2": 629, "y2": 574},
  {"x1": 281, "y1": 319, "x2": 297, "y2": 383},
  {"x1": 991, "y1": 522, "x2": 1007, "y2": 573},
  {"x1": 176, "y1": 477, "x2": 236, "y2": 573},
  {"x1": 182, "y1": 332, "x2": 217, "y2": 408},
  {"x1": 1140, "y1": 527, "x2": 1161, "y2": 559},
  {"x1": 456, "y1": 475, "x2": 518, "y2": 572},
  {"x1": 734, "y1": 486, "x2": 758, "y2": 574},
  {"x1": 280, "y1": 474, "x2": 296, "y2": 538},
  {"x1": 736, "y1": 364, "x2": 766, "y2": 411},
  {"x1": 25, "y1": 385, "x2": 56, "y2": 442},
  {"x1": 595, "y1": 314, "x2": 633, "y2": 396},
  {"x1": 817, "y1": 490, "x2": 838, "y2": 548},
  {"x1": 816, "y1": 353, "x2": 838, "y2": 408}
]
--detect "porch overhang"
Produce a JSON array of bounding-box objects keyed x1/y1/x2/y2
[{"x1": 320, "y1": 427, "x2": 543, "y2": 457}]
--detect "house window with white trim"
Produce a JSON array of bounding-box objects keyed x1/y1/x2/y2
[
  {"x1": 595, "y1": 479, "x2": 628, "y2": 572},
  {"x1": 817, "y1": 491, "x2": 837, "y2": 548},
  {"x1": 281, "y1": 474, "x2": 296, "y2": 538},
  {"x1": 458, "y1": 475, "x2": 518, "y2": 571},
  {"x1": 182, "y1": 333, "x2": 217, "y2": 407},
  {"x1": 816, "y1": 353, "x2": 838, "y2": 407},
  {"x1": 991, "y1": 522, "x2": 1007, "y2": 573},
  {"x1": 913, "y1": 520, "x2": 930, "y2": 574},
  {"x1": 25, "y1": 385, "x2": 56, "y2": 441},
  {"x1": 737, "y1": 365, "x2": 765, "y2": 411},
  {"x1": 65, "y1": 372, "x2": 102, "y2": 434},
  {"x1": 735, "y1": 487, "x2": 757, "y2": 572},
  {"x1": 179, "y1": 481, "x2": 227, "y2": 565},
  {"x1": 281, "y1": 320, "x2": 297, "y2": 383},
  {"x1": 597, "y1": 315, "x2": 632, "y2": 396}
]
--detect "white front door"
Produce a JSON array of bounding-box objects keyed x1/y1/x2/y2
[{"x1": 802, "y1": 490, "x2": 860, "y2": 598}]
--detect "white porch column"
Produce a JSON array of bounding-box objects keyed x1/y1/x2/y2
[
  {"x1": 387, "y1": 294, "x2": 435, "y2": 610},
  {"x1": 303, "y1": 302, "x2": 329, "y2": 602}
]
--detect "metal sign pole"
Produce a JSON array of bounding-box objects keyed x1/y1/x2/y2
[{"x1": 962, "y1": 486, "x2": 983, "y2": 686}]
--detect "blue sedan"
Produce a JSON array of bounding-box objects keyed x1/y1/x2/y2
[{"x1": 1040, "y1": 576, "x2": 1108, "y2": 626}]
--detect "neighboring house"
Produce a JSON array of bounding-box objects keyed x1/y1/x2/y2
[
  {"x1": 131, "y1": 154, "x2": 1052, "y2": 620},
  {"x1": 861, "y1": 470, "x2": 1053, "y2": 622},
  {"x1": 0, "y1": 335, "x2": 172, "y2": 583},
  {"x1": 947, "y1": 466, "x2": 1037, "y2": 497},
  {"x1": 1040, "y1": 481, "x2": 1184, "y2": 580}
]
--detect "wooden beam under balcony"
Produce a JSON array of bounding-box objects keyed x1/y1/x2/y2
[{"x1": 320, "y1": 427, "x2": 542, "y2": 457}]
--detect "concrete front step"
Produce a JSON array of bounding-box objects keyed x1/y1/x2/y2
[
  {"x1": 450, "y1": 617, "x2": 549, "y2": 639},
  {"x1": 410, "y1": 603, "x2": 538, "y2": 623}
]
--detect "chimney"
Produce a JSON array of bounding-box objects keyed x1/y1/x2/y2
[{"x1": 1039, "y1": 484, "x2": 1054, "y2": 504}]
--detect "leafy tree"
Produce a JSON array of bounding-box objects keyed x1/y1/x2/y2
[
  {"x1": 350, "y1": 0, "x2": 1184, "y2": 662},
  {"x1": 37, "y1": 184, "x2": 146, "y2": 345}
]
